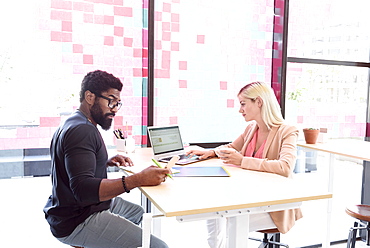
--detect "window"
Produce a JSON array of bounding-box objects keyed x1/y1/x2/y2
[
  {"x1": 152, "y1": 0, "x2": 275, "y2": 143},
  {"x1": 0, "y1": 0, "x2": 276, "y2": 178},
  {"x1": 0, "y1": 0, "x2": 146, "y2": 178},
  {"x1": 283, "y1": 0, "x2": 370, "y2": 244},
  {"x1": 285, "y1": 0, "x2": 370, "y2": 138}
]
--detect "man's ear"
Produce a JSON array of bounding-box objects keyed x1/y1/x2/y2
[{"x1": 84, "y1": 90, "x2": 95, "y2": 105}]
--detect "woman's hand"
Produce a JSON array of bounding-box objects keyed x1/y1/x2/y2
[
  {"x1": 186, "y1": 149, "x2": 216, "y2": 160},
  {"x1": 107, "y1": 154, "x2": 134, "y2": 167},
  {"x1": 218, "y1": 149, "x2": 243, "y2": 165}
]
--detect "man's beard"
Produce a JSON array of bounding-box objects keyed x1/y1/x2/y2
[{"x1": 90, "y1": 102, "x2": 114, "y2": 131}]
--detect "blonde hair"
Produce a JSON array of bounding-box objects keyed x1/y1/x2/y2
[{"x1": 238, "y1": 82, "x2": 284, "y2": 129}]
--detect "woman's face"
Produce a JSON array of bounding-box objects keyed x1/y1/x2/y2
[{"x1": 238, "y1": 94, "x2": 261, "y2": 122}]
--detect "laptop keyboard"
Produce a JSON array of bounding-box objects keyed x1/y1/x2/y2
[{"x1": 160, "y1": 154, "x2": 196, "y2": 162}]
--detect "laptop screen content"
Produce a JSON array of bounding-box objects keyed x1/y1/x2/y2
[{"x1": 148, "y1": 126, "x2": 184, "y2": 155}]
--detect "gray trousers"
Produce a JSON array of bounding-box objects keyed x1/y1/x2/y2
[{"x1": 57, "y1": 197, "x2": 168, "y2": 248}]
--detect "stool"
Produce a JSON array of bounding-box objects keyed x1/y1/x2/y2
[
  {"x1": 249, "y1": 228, "x2": 289, "y2": 248},
  {"x1": 345, "y1": 205, "x2": 370, "y2": 248}
]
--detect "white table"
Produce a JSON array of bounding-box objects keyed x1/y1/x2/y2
[
  {"x1": 124, "y1": 148, "x2": 332, "y2": 248},
  {"x1": 297, "y1": 139, "x2": 370, "y2": 162},
  {"x1": 298, "y1": 139, "x2": 370, "y2": 247}
]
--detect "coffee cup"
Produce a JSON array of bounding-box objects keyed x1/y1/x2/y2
[{"x1": 219, "y1": 147, "x2": 237, "y2": 154}]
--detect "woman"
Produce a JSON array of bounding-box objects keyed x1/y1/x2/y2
[{"x1": 187, "y1": 82, "x2": 302, "y2": 248}]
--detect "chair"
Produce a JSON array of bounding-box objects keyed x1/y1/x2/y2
[
  {"x1": 249, "y1": 228, "x2": 289, "y2": 248},
  {"x1": 345, "y1": 204, "x2": 370, "y2": 248}
]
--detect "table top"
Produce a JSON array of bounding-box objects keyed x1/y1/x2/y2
[
  {"x1": 297, "y1": 139, "x2": 370, "y2": 162},
  {"x1": 121, "y1": 147, "x2": 332, "y2": 218}
]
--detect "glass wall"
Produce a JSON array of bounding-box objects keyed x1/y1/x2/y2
[
  {"x1": 287, "y1": 0, "x2": 370, "y2": 63},
  {"x1": 152, "y1": 0, "x2": 275, "y2": 144},
  {"x1": 285, "y1": 0, "x2": 370, "y2": 139},
  {"x1": 283, "y1": 0, "x2": 370, "y2": 245},
  {"x1": 0, "y1": 0, "x2": 147, "y2": 178},
  {"x1": 0, "y1": 0, "x2": 276, "y2": 178},
  {"x1": 285, "y1": 63, "x2": 369, "y2": 137},
  {"x1": 0, "y1": 0, "x2": 146, "y2": 151}
]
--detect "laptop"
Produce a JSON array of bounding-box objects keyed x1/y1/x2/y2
[{"x1": 147, "y1": 125, "x2": 205, "y2": 165}]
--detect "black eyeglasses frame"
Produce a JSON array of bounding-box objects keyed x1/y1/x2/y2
[{"x1": 90, "y1": 91, "x2": 122, "y2": 110}]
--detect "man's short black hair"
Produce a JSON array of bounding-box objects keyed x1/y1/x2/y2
[{"x1": 79, "y1": 70, "x2": 123, "y2": 102}]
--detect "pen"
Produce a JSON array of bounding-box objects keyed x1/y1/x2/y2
[
  {"x1": 115, "y1": 162, "x2": 135, "y2": 174},
  {"x1": 113, "y1": 130, "x2": 120, "y2": 139},
  {"x1": 119, "y1": 167, "x2": 135, "y2": 174},
  {"x1": 118, "y1": 129, "x2": 125, "y2": 139},
  {"x1": 124, "y1": 122, "x2": 128, "y2": 139},
  {"x1": 151, "y1": 158, "x2": 173, "y2": 179}
]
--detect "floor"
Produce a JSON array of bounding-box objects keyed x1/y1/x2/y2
[{"x1": 0, "y1": 152, "x2": 369, "y2": 248}]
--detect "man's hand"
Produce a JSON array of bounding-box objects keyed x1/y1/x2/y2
[
  {"x1": 107, "y1": 154, "x2": 134, "y2": 167},
  {"x1": 125, "y1": 166, "x2": 171, "y2": 189},
  {"x1": 99, "y1": 165, "x2": 170, "y2": 201}
]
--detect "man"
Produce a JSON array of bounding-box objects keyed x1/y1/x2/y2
[{"x1": 43, "y1": 70, "x2": 170, "y2": 248}]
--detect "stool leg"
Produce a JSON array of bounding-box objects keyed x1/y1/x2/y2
[
  {"x1": 347, "y1": 228, "x2": 353, "y2": 248},
  {"x1": 252, "y1": 233, "x2": 289, "y2": 248},
  {"x1": 274, "y1": 233, "x2": 281, "y2": 248},
  {"x1": 348, "y1": 222, "x2": 359, "y2": 248},
  {"x1": 257, "y1": 233, "x2": 268, "y2": 248},
  {"x1": 265, "y1": 233, "x2": 272, "y2": 248},
  {"x1": 366, "y1": 222, "x2": 370, "y2": 246},
  {"x1": 268, "y1": 234, "x2": 274, "y2": 248},
  {"x1": 269, "y1": 233, "x2": 289, "y2": 248}
]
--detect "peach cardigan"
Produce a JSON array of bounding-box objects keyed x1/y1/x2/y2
[{"x1": 226, "y1": 121, "x2": 303, "y2": 234}]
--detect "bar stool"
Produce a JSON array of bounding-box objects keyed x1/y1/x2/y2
[
  {"x1": 249, "y1": 228, "x2": 289, "y2": 248},
  {"x1": 345, "y1": 204, "x2": 370, "y2": 248}
]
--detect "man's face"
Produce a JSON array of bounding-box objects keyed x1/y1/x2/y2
[{"x1": 90, "y1": 88, "x2": 121, "y2": 131}]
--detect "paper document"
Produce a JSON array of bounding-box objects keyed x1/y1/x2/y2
[{"x1": 171, "y1": 166, "x2": 231, "y2": 177}]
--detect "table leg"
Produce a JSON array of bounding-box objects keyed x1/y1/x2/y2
[
  {"x1": 140, "y1": 193, "x2": 162, "y2": 238},
  {"x1": 226, "y1": 214, "x2": 250, "y2": 248},
  {"x1": 328, "y1": 153, "x2": 335, "y2": 194},
  {"x1": 141, "y1": 193, "x2": 151, "y2": 213},
  {"x1": 322, "y1": 153, "x2": 334, "y2": 248},
  {"x1": 152, "y1": 204, "x2": 162, "y2": 238},
  {"x1": 140, "y1": 213, "x2": 152, "y2": 248}
]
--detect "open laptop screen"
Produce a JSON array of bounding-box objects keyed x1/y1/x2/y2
[{"x1": 147, "y1": 126, "x2": 184, "y2": 155}]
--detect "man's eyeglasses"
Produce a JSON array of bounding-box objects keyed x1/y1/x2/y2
[{"x1": 91, "y1": 91, "x2": 122, "y2": 110}]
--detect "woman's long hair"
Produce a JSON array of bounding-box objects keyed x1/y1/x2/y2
[{"x1": 238, "y1": 82, "x2": 284, "y2": 129}]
